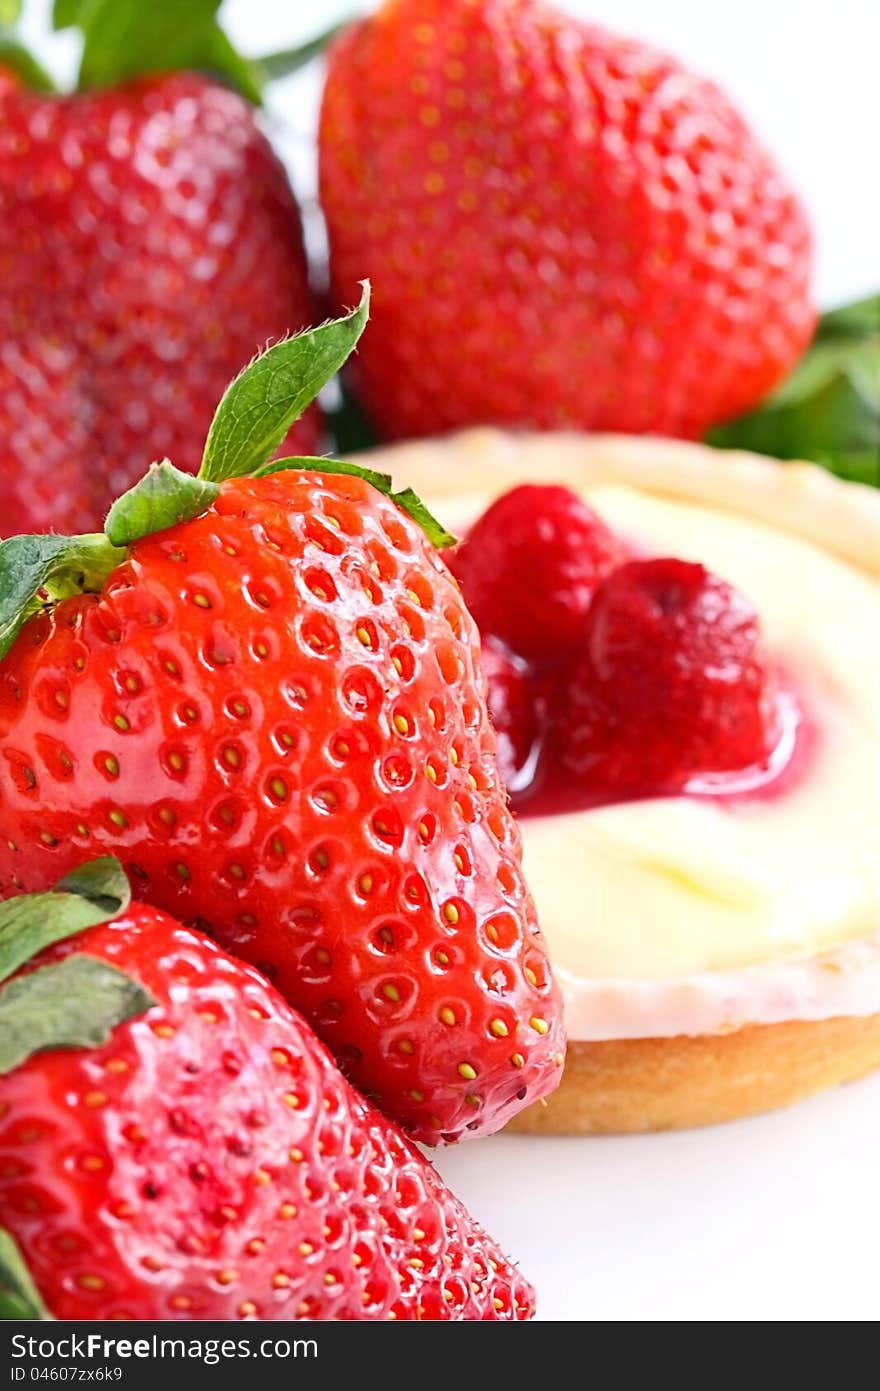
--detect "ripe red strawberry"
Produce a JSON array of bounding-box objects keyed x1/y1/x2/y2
[
  {"x1": 0, "y1": 294, "x2": 565, "y2": 1145},
  {"x1": 480, "y1": 639, "x2": 542, "y2": 791},
  {"x1": 451, "y1": 484, "x2": 627, "y2": 663},
  {"x1": 320, "y1": 0, "x2": 814, "y2": 441},
  {"x1": 0, "y1": 68, "x2": 318, "y2": 537},
  {"x1": 556, "y1": 558, "x2": 781, "y2": 793},
  {"x1": 0, "y1": 860, "x2": 535, "y2": 1321}
]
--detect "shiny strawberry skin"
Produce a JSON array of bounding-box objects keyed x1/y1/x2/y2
[
  {"x1": 452, "y1": 484, "x2": 627, "y2": 663},
  {"x1": 0, "y1": 908, "x2": 535, "y2": 1320},
  {"x1": 480, "y1": 639, "x2": 542, "y2": 790},
  {"x1": 0, "y1": 71, "x2": 318, "y2": 537},
  {"x1": 556, "y1": 557, "x2": 779, "y2": 792},
  {"x1": 0, "y1": 470, "x2": 564, "y2": 1143},
  {"x1": 320, "y1": 0, "x2": 814, "y2": 440}
]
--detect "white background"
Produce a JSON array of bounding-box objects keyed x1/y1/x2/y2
[{"x1": 19, "y1": 0, "x2": 880, "y2": 1321}]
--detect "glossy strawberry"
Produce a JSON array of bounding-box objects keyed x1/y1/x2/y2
[
  {"x1": 320, "y1": 0, "x2": 814, "y2": 441},
  {"x1": 556, "y1": 558, "x2": 781, "y2": 793},
  {"x1": 451, "y1": 485, "x2": 626, "y2": 663},
  {"x1": 480, "y1": 640, "x2": 542, "y2": 791},
  {"x1": 0, "y1": 863, "x2": 535, "y2": 1320},
  {"x1": 0, "y1": 300, "x2": 564, "y2": 1145},
  {"x1": 0, "y1": 69, "x2": 318, "y2": 537}
]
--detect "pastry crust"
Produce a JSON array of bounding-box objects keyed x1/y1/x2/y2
[
  {"x1": 366, "y1": 430, "x2": 880, "y2": 1131},
  {"x1": 506, "y1": 1014, "x2": 880, "y2": 1134},
  {"x1": 367, "y1": 428, "x2": 880, "y2": 577}
]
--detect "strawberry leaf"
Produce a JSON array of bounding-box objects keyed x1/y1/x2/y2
[
  {"x1": 0, "y1": 857, "x2": 131, "y2": 985},
  {"x1": 708, "y1": 293, "x2": 880, "y2": 486},
  {"x1": 60, "y1": 0, "x2": 262, "y2": 104},
  {"x1": 105, "y1": 461, "x2": 220, "y2": 547},
  {"x1": 199, "y1": 283, "x2": 371, "y2": 484},
  {"x1": 0, "y1": 532, "x2": 126, "y2": 663},
  {"x1": 0, "y1": 34, "x2": 56, "y2": 91},
  {"x1": 51, "y1": 0, "x2": 87, "y2": 25},
  {"x1": 255, "y1": 456, "x2": 457, "y2": 550},
  {"x1": 256, "y1": 19, "x2": 352, "y2": 81},
  {"x1": 391, "y1": 486, "x2": 458, "y2": 550},
  {"x1": 254, "y1": 454, "x2": 395, "y2": 491},
  {"x1": 0, "y1": 1, "x2": 22, "y2": 25},
  {"x1": 0, "y1": 1227, "x2": 50, "y2": 1320},
  {"x1": 0, "y1": 954, "x2": 154, "y2": 1074}
]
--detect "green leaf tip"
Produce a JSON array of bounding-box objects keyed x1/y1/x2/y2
[
  {"x1": 0, "y1": 532, "x2": 126, "y2": 664},
  {"x1": 0, "y1": 954, "x2": 154, "y2": 1075},
  {"x1": 256, "y1": 18, "x2": 353, "y2": 82},
  {"x1": 255, "y1": 455, "x2": 457, "y2": 550},
  {"x1": 199, "y1": 282, "x2": 371, "y2": 485},
  {"x1": 0, "y1": 856, "x2": 131, "y2": 986},
  {"x1": 0, "y1": 35, "x2": 56, "y2": 92},
  {"x1": 0, "y1": 1228, "x2": 50, "y2": 1321},
  {"x1": 105, "y1": 460, "x2": 220, "y2": 547}
]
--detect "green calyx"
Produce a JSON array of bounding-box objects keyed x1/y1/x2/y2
[
  {"x1": 254, "y1": 457, "x2": 455, "y2": 549},
  {"x1": 0, "y1": 532, "x2": 126, "y2": 662},
  {"x1": 0, "y1": 856, "x2": 150, "y2": 1321},
  {"x1": 0, "y1": 282, "x2": 455, "y2": 664},
  {"x1": 708, "y1": 293, "x2": 880, "y2": 486},
  {"x1": 105, "y1": 461, "x2": 220, "y2": 547},
  {"x1": 0, "y1": 954, "x2": 154, "y2": 1075},
  {"x1": 0, "y1": 1227, "x2": 50, "y2": 1320},
  {"x1": 59, "y1": 0, "x2": 264, "y2": 105},
  {"x1": 0, "y1": 856, "x2": 131, "y2": 985},
  {"x1": 0, "y1": 856, "x2": 154, "y2": 1076},
  {"x1": 0, "y1": 2, "x2": 350, "y2": 102},
  {"x1": 200, "y1": 283, "x2": 373, "y2": 483},
  {"x1": 0, "y1": 0, "x2": 53, "y2": 89}
]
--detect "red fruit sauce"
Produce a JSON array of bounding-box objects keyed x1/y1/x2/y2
[
  {"x1": 458, "y1": 491, "x2": 812, "y2": 817},
  {"x1": 512, "y1": 682, "x2": 812, "y2": 819}
]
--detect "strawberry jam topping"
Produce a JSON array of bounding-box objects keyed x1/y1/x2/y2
[
  {"x1": 454, "y1": 487, "x2": 806, "y2": 814},
  {"x1": 450, "y1": 484, "x2": 628, "y2": 663}
]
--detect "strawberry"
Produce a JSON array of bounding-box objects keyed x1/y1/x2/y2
[
  {"x1": 480, "y1": 639, "x2": 542, "y2": 792},
  {"x1": 451, "y1": 484, "x2": 627, "y2": 663},
  {"x1": 455, "y1": 486, "x2": 788, "y2": 808},
  {"x1": 320, "y1": 0, "x2": 814, "y2": 441},
  {"x1": 556, "y1": 558, "x2": 781, "y2": 794},
  {"x1": 0, "y1": 859, "x2": 535, "y2": 1321},
  {"x1": 0, "y1": 290, "x2": 565, "y2": 1145},
  {"x1": 0, "y1": 47, "x2": 317, "y2": 537}
]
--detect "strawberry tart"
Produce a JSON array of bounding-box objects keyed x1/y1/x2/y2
[{"x1": 366, "y1": 429, "x2": 880, "y2": 1132}]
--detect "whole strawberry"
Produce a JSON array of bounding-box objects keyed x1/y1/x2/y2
[
  {"x1": 556, "y1": 557, "x2": 781, "y2": 793},
  {"x1": 0, "y1": 859, "x2": 535, "y2": 1321},
  {"x1": 0, "y1": 22, "x2": 318, "y2": 537},
  {"x1": 320, "y1": 0, "x2": 814, "y2": 441},
  {"x1": 0, "y1": 290, "x2": 565, "y2": 1145},
  {"x1": 451, "y1": 484, "x2": 628, "y2": 663}
]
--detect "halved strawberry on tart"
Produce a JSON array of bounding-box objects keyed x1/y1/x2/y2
[{"x1": 365, "y1": 429, "x2": 880, "y2": 1133}]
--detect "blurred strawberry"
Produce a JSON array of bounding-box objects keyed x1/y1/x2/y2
[
  {"x1": 320, "y1": 0, "x2": 814, "y2": 441},
  {"x1": 0, "y1": 9, "x2": 320, "y2": 536}
]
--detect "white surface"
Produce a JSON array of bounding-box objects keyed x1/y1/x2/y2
[
  {"x1": 437, "y1": 1072, "x2": 880, "y2": 1321},
  {"x1": 17, "y1": 0, "x2": 880, "y2": 1323}
]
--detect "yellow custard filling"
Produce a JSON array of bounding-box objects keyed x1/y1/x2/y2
[
  {"x1": 519, "y1": 485, "x2": 880, "y2": 979},
  {"x1": 367, "y1": 431, "x2": 880, "y2": 1025}
]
